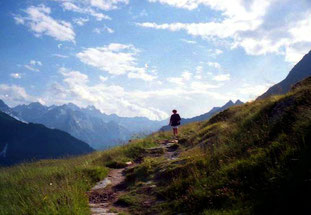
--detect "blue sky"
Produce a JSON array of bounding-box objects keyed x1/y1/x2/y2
[{"x1": 0, "y1": 0, "x2": 311, "y2": 120}]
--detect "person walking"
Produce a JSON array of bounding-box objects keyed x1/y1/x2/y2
[{"x1": 169, "y1": 109, "x2": 181, "y2": 137}]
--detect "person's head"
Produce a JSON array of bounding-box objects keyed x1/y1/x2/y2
[{"x1": 172, "y1": 109, "x2": 177, "y2": 114}]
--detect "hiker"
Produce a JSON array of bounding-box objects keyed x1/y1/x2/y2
[{"x1": 169, "y1": 109, "x2": 181, "y2": 137}]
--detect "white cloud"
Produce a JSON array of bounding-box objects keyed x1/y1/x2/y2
[
  {"x1": 14, "y1": 5, "x2": 75, "y2": 42},
  {"x1": 93, "y1": 28, "x2": 101, "y2": 34},
  {"x1": 180, "y1": 39, "x2": 197, "y2": 44},
  {"x1": 181, "y1": 71, "x2": 192, "y2": 80},
  {"x1": 207, "y1": 49, "x2": 224, "y2": 58},
  {"x1": 76, "y1": 43, "x2": 157, "y2": 81},
  {"x1": 30, "y1": 60, "x2": 42, "y2": 66},
  {"x1": 167, "y1": 68, "x2": 221, "y2": 90},
  {"x1": 73, "y1": 17, "x2": 89, "y2": 26},
  {"x1": 59, "y1": 67, "x2": 89, "y2": 85},
  {"x1": 207, "y1": 62, "x2": 221, "y2": 69},
  {"x1": 237, "y1": 82, "x2": 271, "y2": 100},
  {"x1": 139, "y1": 0, "x2": 311, "y2": 63},
  {"x1": 58, "y1": 0, "x2": 129, "y2": 20},
  {"x1": 24, "y1": 65, "x2": 40, "y2": 72},
  {"x1": 14, "y1": 16, "x2": 24, "y2": 24},
  {"x1": 167, "y1": 71, "x2": 192, "y2": 85},
  {"x1": 52, "y1": 54, "x2": 69, "y2": 58},
  {"x1": 212, "y1": 73, "x2": 230, "y2": 81},
  {"x1": 131, "y1": 9, "x2": 149, "y2": 19},
  {"x1": 167, "y1": 77, "x2": 184, "y2": 86},
  {"x1": 10, "y1": 73, "x2": 22, "y2": 79},
  {"x1": 105, "y1": 26, "x2": 114, "y2": 33},
  {"x1": 0, "y1": 84, "x2": 35, "y2": 106},
  {"x1": 93, "y1": 26, "x2": 114, "y2": 34},
  {"x1": 99, "y1": 75, "x2": 108, "y2": 82},
  {"x1": 43, "y1": 68, "x2": 227, "y2": 120},
  {"x1": 24, "y1": 60, "x2": 42, "y2": 72},
  {"x1": 190, "y1": 81, "x2": 220, "y2": 91},
  {"x1": 43, "y1": 68, "x2": 167, "y2": 120},
  {"x1": 214, "y1": 49, "x2": 223, "y2": 55},
  {"x1": 194, "y1": 65, "x2": 206, "y2": 79},
  {"x1": 89, "y1": 0, "x2": 129, "y2": 10},
  {"x1": 128, "y1": 68, "x2": 157, "y2": 81},
  {"x1": 61, "y1": 2, "x2": 111, "y2": 21}
]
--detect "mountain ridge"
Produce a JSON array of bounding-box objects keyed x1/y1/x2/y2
[
  {"x1": 5, "y1": 101, "x2": 167, "y2": 149},
  {"x1": 0, "y1": 111, "x2": 94, "y2": 166},
  {"x1": 258, "y1": 50, "x2": 311, "y2": 99}
]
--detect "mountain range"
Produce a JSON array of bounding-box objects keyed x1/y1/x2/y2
[
  {"x1": 1, "y1": 100, "x2": 246, "y2": 149},
  {"x1": 160, "y1": 100, "x2": 244, "y2": 131},
  {"x1": 0, "y1": 111, "x2": 93, "y2": 166},
  {"x1": 0, "y1": 102, "x2": 166, "y2": 150},
  {"x1": 258, "y1": 50, "x2": 311, "y2": 99}
]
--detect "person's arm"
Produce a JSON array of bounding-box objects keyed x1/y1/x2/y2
[
  {"x1": 169, "y1": 116, "x2": 172, "y2": 125},
  {"x1": 177, "y1": 114, "x2": 181, "y2": 123}
]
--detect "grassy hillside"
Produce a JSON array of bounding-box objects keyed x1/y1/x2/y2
[
  {"x1": 1, "y1": 77, "x2": 311, "y2": 215},
  {"x1": 107, "y1": 77, "x2": 311, "y2": 215},
  {"x1": 0, "y1": 153, "x2": 105, "y2": 215},
  {"x1": 0, "y1": 138, "x2": 158, "y2": 215}
]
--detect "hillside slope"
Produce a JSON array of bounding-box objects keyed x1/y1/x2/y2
[
  {"x1": 258, "y1": 50, "x2": 311, "y2": 99},
  {"x1": 104, "y1": 77, "x2": 311, "y2": 215},
  {"x1": 0, "y1": 111, "x2": 94, "y2": 166}
]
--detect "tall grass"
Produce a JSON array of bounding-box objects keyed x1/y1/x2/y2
[
  {"x1": 0, "y1": 152, "x2": 108, "y2": 215},
  {"x1": 0, "y1": 135, "x2": 162, "y2": 215},
  {"x1": 155, "y1": 87, "x2": 311, "y2": 214}
]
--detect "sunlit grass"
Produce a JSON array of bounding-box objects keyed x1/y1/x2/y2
[
  {"x1": 0, "y1": 152, "x2": 108, "y2": 215},
  {"x1": 118, "y1": 78, "x2": 311, "y2": 215}
]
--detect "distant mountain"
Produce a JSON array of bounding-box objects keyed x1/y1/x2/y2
[
  {"x1": 0, "y1": 111, "x2": 93, "y2": 166},
  {"x1": 0, "y1": 100, "x2": 10, "y2": 113},
  {"x1": 160, "y1": 100, "x2": 243, "y2": 131},
  {"x1": 80, "y1": 105, "x2": 166, "y2": 134},
  {"x1": 11, "y1": 102, "x2": 166, "y2": 149},
  {"x1": 258, "y1": 50, "x2": 311, "y2": 99},
  {"x1": 12, "y1": 103, "x2": 131, "y2": 149},
  {"x1": 0, "y1": 99, "x2": 23, "y2": 121},
  {"x1": 105, "y1": 115, "x2": 166, "y2": 135}
]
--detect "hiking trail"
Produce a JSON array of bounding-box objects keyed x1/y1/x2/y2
[{"x1": 87, "y1": 139, "x2": 179, "y2": 215}]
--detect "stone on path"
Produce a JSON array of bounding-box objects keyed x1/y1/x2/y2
[{"x1": 92, "y1": 178, "x2": 112, "y2": 190}]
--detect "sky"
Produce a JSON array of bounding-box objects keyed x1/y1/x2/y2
[{"x1": 0, "y1": 0, "x2": 311, "y2": 120}]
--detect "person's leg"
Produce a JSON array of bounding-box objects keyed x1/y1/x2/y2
[
  {"x1": 176, "y1": 128, "x2": 178, "y2": 135},
  {"x1": 172, "y1": 128, "x2": 175, "y2": 136},
  {"x1": 173, "y1": 128, "x2": 177, "y2": 136}
]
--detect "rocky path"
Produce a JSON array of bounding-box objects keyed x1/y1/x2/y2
[
  {"x1": 88, "y1": 165, "x2": 132, "y2": 215},
  {"x1": 88, "y1": 139, "x2": 179, "y2": 215}
]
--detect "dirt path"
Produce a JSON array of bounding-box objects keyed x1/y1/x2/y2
[
  {"x1": 88, "y1": 165, "x2": 133, "y2": 215},
  {"x1": 88, "y1": 139, "x2": 179, "y2": 215}
]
